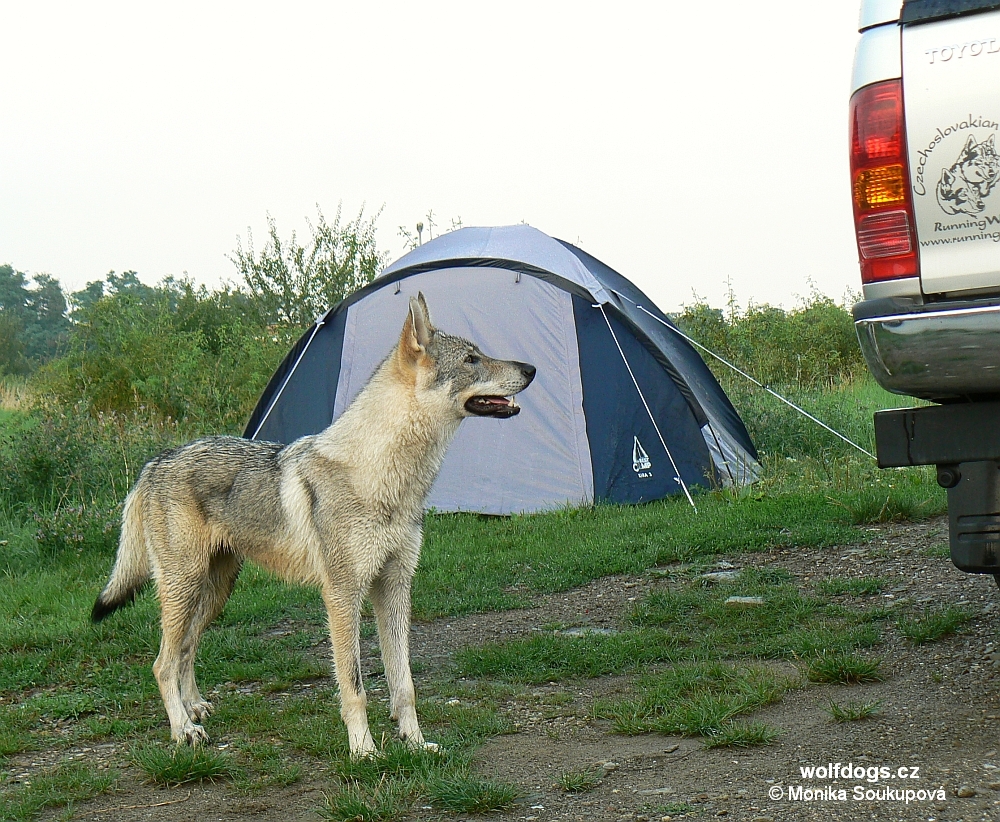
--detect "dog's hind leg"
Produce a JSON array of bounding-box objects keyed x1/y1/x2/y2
[
  {"x1": 321, "y1": 583, "x2": 376, "y2": 758},
  {"x1": 153, "y1": 558, "x2": 214, "y2": 746},
  {"x1": 370, "y1": 557, "x2": 427, "y2": 749},
  {"x1": 177, "y1": 551, "x2": 242, "y2": 724}
]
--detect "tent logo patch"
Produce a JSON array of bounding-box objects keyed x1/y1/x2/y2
[{"x1": 633, "y1": 436, "x2": 653, "y2": 478}]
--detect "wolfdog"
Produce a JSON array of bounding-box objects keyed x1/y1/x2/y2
[{"x1": 92, "y1": 294, "x2": 535, "y2": 757}]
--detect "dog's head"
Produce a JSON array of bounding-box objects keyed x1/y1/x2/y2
[
  {"x1": 397, "y1": 293, "x2": 536, "y2": 419},
  {"x1": 937, "y1": 167, "x2": 985, "y2": 215}
]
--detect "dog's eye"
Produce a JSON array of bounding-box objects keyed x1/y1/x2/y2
[{"x1": 464, "y1": 354, "x2": 480, "y2": 365}]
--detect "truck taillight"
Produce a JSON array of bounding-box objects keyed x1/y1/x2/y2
[{"x1": 849, "y1": 80, "x2": 919, "y2": 283}]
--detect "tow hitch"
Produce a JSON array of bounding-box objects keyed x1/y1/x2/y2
[{"x1": 874, "y1": 401, "x2": 1000, "y2": 589}]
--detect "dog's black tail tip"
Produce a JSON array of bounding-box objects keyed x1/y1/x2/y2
[{"x1": 91, "y1": 590, "x2": 135, "y2": 623}]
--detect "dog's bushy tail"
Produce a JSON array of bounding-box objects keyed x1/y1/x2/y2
[{"x1": 92, "y1": 481, "x2": 152, "y2": 623}]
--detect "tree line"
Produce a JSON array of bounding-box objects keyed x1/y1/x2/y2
[{"x1": 1, "y1": 206, "x2": 385, "y2": 428}]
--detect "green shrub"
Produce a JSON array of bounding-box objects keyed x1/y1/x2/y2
[
  {"x1": 36, "y1": 288, "x2": 288, "y2": 432},
  {"x1": 675, "y1": 293, "x2": 865, "y2": 390},
  {"x1": 0, "y1": 402, "x2": 180, "y2": 509},
  {"x1": 29, "y1": 503, "x2": 120, "y2": 555}
]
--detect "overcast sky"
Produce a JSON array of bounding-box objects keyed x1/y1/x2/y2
[{"x1": 3, "y1": 1, "x2": 863, "y2": 314}]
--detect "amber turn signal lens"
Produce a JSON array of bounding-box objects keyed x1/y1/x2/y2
[{"x1": 853, "y1": 164, "x2": 906, "y2": 210}]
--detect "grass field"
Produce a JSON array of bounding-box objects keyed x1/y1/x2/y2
[{"x1": 0, "y1": 375, "x2": 950, "y2": 819}]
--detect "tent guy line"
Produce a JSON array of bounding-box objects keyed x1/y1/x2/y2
[{"x1": 625, "y1": 297, "x2": 877, "y2": 461}]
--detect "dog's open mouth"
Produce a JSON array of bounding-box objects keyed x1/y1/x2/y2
[{"x1": 465, "y1": 395, "x2": 520, "y2": 418}]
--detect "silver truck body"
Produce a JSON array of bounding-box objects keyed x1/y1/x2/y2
[{"x1": 852, "y1": 0, "x2": 1000, "y2": 400}]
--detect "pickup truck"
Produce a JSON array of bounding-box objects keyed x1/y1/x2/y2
[{"x1": 850, "y1": 0, "x2": 1000, "y2": 581}]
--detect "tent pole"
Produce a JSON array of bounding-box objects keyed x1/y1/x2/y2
[{"x1": 248, "y1": 319, "x2": 326, "y2": 440}]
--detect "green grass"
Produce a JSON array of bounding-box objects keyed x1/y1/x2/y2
[
  {"x1": 320, "y1": 782, "x2": 407, "y2": 822},
  {"x1": 806, "y1": 653, "x2": 885, "y2": 685},
  {"x1": 825, "y1": 699, "x2": 882, "y2": 722},
  {"x1": 318, "y1": 741, "x2": 519, "y2": 820},
  {"x1": 596, "y1": 661, "x2": 788, "y2": 737},
  {"x1": 703, "y1": 720, "x2": 781, "y2": 748},
  {"x1": 0, "y1": 761, "x2": 116, "y2": 822},
  {"x1": 424, "y1": 771, "x2": 521, "y2": 813},
  {"x1": 557, "y1": 767, "x2": 602, "y2": 793},
  {"x1": 131, "y1": 743, "x2": 238, "y2": 785},
  {"x1": 454, "y1": 629, "x2": 680, "y2": 684},
  {"x1": 897, "y1": 605, "x2": 974, "y2": 645},
  {"x1": 456, "y1": 566, "x2": 888, "y2": 688},
  {"x1": 816, "y1": 577, "x2": 888, "y2": 597}
]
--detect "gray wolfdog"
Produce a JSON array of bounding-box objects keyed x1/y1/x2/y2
[{"x1": 92, "y1": 294, "x2": 535, "y2": 757}]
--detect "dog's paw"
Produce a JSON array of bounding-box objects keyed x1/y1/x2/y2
[
  {"x1": 400, "y1": 733, "x2": 440, "y2": 754},
  {"x1": 185, "y1": 700, "x2": 214, "y2": 723},
  {"x1": 174, "y1": 722, "x2": 209, "y2": 747},
  {"x1": 348, "y1": 731, "x2": 378, "y2": 761},
  {"x1": 349, "y1": 744, "x2": 380, "y2": 761}
]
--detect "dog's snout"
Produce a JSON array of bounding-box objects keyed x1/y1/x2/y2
[{"x1": 518, "y1": 362, "x2": 536, "y2": 385}]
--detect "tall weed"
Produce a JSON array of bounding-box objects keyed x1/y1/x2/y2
[{"x1": 0, "y1": 402, "x2": 181, "y2": 510}]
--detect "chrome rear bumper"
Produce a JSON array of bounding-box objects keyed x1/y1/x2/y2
[{"x1": 853, "y1": 297, "x2": 1000, "y2": 400}]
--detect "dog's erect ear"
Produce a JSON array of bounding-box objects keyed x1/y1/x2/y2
[
  {"x1": 400, "y1": 293, "x2": 434, "y2": 362},
  {"x1": 410, "y1": 293, "x2": 433, "y2": 347},
  {"x1": 415, "y1": 292, "x2": 434, "y2": 333}
]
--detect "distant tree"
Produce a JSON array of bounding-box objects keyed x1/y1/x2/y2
[
  {"x1": 0, "y1": 264, "x2": 30, "y2": 314},
  {"x1": 69, "y1": 279, "x2": 106, "y2": 318},
  {"x1": 0, "y1": 264, "x2": 70, "y2": 371},
  {"x1": 230, "y1": 203, "x2": 387, "y2": 327},
  {"x1": 41, "y1": 271, "x2": 286, "y2": 429},
  {"x1": 0, "y1": 312, "x2": 28, "y2": 376},
  {"x1": 70, "y1": 271, "x2": 175, "y2": 323}
]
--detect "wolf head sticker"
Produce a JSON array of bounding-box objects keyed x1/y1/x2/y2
[{"x1": 936, "y1": 134, "x2": 1000, "y2": 215}]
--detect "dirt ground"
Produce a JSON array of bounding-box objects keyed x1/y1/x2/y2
[{"x1": 22, "y1": 516, "x2": 1000, "y2": 821}]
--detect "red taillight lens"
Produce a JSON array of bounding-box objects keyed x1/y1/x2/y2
[{"x1": 849, "y1": 80, "x2": 919, "y2": 283}]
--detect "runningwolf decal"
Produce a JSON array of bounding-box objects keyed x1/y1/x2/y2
[
  {"x1": 936, "y1": 134, "x2": 1000, "y2": 215},
  {"x1": 92, "y1": 294, "x2": 535, "y2": 757}
]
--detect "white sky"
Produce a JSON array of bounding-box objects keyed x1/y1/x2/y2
[{"x1": 2, "y1": 1, "x2": 863, "y2": 314}]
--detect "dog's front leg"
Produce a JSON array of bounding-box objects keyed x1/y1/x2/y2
[
  {"x1": 370, "y1": 556, "x2": 430, "y2": 750},
  {"x1": 321, "y1": 584, "x2": 376, "y2": 758}
]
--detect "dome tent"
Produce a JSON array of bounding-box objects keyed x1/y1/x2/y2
[{"x1": 245, "y1": 225, "x2": 759, "y2": 514}]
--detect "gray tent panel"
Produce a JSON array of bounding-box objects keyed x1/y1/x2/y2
[
  {"x1": 333, "y1": 267, "x2": 595, "y2": 514},
  {"x1": 380, "y1": 226, "x2": 613, "y2": 305}
]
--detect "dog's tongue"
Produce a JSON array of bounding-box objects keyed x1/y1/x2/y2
[{"x1": 484, "y1": 396, "x2": 512, "y2": 406}]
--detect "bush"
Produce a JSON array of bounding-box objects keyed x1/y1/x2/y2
[
  {"x1": 0, "y1": 403, "x2": 181, "y2": 510},
  {"x1": 675, "y1": 293, "x2": 865, "y2": 389},
  {"x1": 35, "y1": 284, "x2": 289, "y2": 432},
  {"x1": 29, "y1": 503, "x2": 120, "y2": 555}
]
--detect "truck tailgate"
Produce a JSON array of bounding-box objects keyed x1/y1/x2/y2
[{"x1": 903, "y1": 8, "x2": 1000, "y2": 294}]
